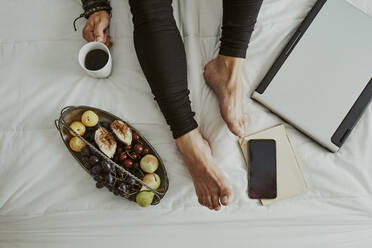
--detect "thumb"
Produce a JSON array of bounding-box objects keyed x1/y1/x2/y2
[{"x1": 94, "y1": 22, "x2": 106, "y2": 42}]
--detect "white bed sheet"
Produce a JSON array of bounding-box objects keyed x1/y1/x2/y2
[{"x1": 0, "y1": 0, "x2": 371, "y2": 247}]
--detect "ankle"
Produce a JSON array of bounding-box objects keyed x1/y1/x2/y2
[
  {"x1": 175, "y1": 129, "x2": 202, "y2": 155},
  {"x1": 217, "y1": 55, "x2": 244, "y2": 69}
]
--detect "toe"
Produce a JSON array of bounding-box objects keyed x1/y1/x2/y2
[
  {"x1": 212, "y1": 194, "x2": 221, "y2": 211},
  {"x1": 240, "y1": 119, "x2": 248, "y2": 137},
  {"x1": 220, "y1": 187, "x2": 232, "y2": 206},
  {"x1": 198, "y1": 196, "x2": 205, "y2": 207},
  {"x1": 205, "y1": 195, "x2": 214, "y2": 210},
  {"x1": 226, "y1": 121, "x2": 244, "y2": 137},
  {"x1": 198, "y1": 195, "x2": 213, "y2": 210}
]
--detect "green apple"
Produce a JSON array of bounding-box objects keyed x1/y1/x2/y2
[
  {"x1": 140, "y1": 154, "x2": 159, "y2": 173},
  {"x1": 136, "y1": 191, "x2": 154, "y2": 207},
  {"x1": 141, "y1": 173, "x2": 161, "y2": 191}
]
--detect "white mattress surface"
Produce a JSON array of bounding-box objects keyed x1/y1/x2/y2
[{"x1": 0, "y1": 0, "x2": 371, "y2": 247}]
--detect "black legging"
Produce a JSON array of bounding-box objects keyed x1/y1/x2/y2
[{"x1": 129, "y1": 0, "x2": 263, "y2": 139}]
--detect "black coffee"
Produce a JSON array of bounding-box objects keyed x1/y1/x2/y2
[{"x1": 84, "y1": 49, "x2": 109, "y2": 71}]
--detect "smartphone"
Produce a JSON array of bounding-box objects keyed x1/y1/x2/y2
[{"x1": 248, "y1": 139, "x2": 277, "y2": 199}]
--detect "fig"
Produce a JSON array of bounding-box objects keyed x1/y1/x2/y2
[
  {"x1": 110, "y1": 120, "x2": 132, "y2": 145},
  {"x1": 141, "y1": 173, "x2": 160, "y2": 191},
  {"x1": 69, "y1": 121, "x2": 86, "y2": 136},
  {"x1": 81, "y1": 110, "x2": 99, "y2": 127},
  {"x1": 95, "y1": 127, "x2": 117, "y2": 158},
  {"x1": 136, "y1": 191, "x2": 154, "y2": 207},
  {"x1": 140, "y1": 154, "x2": 158, "y2": 173},
  {"x1": 69, "y1": 136, "x2": 86, "y2": 152}
]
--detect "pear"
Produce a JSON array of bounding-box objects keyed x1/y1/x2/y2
[
  {"x1": 140, "y1": 173, "x2": 161, "y2": 191},
  {"x1": 136, "y1": 191, "x2": 154, "y2": 207},
  {"x1": 140, "y1": 154, "x2": 158, "y2": 173}
]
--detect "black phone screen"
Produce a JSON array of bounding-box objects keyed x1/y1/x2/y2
[{"x1": 248, "y1": 139, "x2": 277, "y2": 199}]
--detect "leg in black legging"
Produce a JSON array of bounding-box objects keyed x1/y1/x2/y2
[
  {"x1": 204, "y1": 0, "x2": 263, "y2": 137},
  {"x1": 128, "y1": 0, "x2": 197, "y2": 139},
  {"x1": 129, "y1": 0, "x2": 232, "y2": 211},
  {"x1": 220, "y1": 0, "x2": 263, "y2": 58}
]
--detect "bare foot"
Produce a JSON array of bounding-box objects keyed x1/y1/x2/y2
[
  {"x1": 204, "y1": 55, "x2": 247, "y2": 137},
  {"x1": 176, "y1": 129, "x2": 232, "y2": 211}
]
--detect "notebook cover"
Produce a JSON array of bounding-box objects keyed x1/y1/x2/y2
[{"x1": 239, "y1": 124, "x2": 308, "y2": 205}]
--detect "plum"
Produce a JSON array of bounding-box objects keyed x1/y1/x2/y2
[
  {"x1": 81, "y1": 110, "x2": 99, "y2": 127},
  {"x1": 69, "y1": 121, "x2": 86, "y2": 136},
  {"x1": 69, "y1": 137, "x2": 86, "y2": 152}
]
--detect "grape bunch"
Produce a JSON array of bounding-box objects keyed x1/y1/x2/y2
[{"x1": 79, "y1": 145, "x2": 141, "y2": 198}]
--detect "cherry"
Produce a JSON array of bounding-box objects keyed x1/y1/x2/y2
[
  {"x1": 142, "y1": 147, "x2": 150, "y2": 155},
  {"x1": 134, "y1": 143, "x2": 144, "y2": 154},
  {"x1": 119, "y1": 152, "x2": 127, "y2": 161},
  {"x1": 124, "y1": 145, "x2": 132, "y2": 150},
  {"x1": 133, "y1": 133, "x2": 140, "y2": 141},
  {"x1": 133, "y1": 162, "x2": 139, "y2": 169},
  {"x1": 130, "y1": 152, "x2": 138, "y2": 160},
  {"x1": 124, "y1": 159, "x2": 134, "y2": 169}
]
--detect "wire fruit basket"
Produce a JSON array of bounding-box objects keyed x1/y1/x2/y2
[{"x1": 55, "y1": 105, "x2": 169, "y2": 206}]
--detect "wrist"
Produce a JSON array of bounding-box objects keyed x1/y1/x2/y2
[
  {"x1": 83, "y1": 2, "x2": 112, "y2": 19},
  {"x1": 74, "y1": 0, "x2": 111, "y2": 31}
]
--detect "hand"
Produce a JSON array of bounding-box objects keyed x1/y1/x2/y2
[{"x1": 82, "y1": 11, "x2": 112, "y2": 48}]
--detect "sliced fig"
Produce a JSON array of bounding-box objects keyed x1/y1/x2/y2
[
  {"x1": 95, "y1": 127, "x2": 117, "y2": 158},
  {"x1": 110, "y1": 120, "x2": 132, "y2": 145}
]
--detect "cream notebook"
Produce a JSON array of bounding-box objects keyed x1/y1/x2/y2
[{"x1": 239, "y1": 124, "x2": 308, "y2": 205}]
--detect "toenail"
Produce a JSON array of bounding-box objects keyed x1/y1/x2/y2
[{"x1": 222, "y1": 196, "x2": 229, "y2": 204}]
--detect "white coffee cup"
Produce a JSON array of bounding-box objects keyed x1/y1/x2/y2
[{"x1": 78, "y1": 41, "x2": 112, "y2": 78}]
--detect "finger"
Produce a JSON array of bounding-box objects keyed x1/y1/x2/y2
[
  {"x1": 105, "y1": 39, "x2": 112, "y2": 48},
  {"x1": 94, "y1": 21, "x2": 107, "y2": 42},
  {"x1": 83, "y1": 24, "x2": 95, "y2": 42},
  {"x1": 103, "y1": 33, "x2": 110, "y2": 44},
  {"x1": 105, "y1": 35, "x2": 112, "y2": 48}
]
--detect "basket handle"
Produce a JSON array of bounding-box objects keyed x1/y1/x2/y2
[
  {"x1": 54, "y1": 119, "x2": 60, "y2": 130},
  {"x1": 60, "y1": 106, "x2": 76, "y2": 116}
]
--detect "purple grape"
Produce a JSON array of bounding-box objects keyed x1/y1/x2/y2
[
  {"x1": 100, "y1": 121, "x2": 110, "y2": 130},
  {"x1": 89, "y1": 155, "x2": 99, "y2": 164},
  {"x1": 105, "y1": 173, "x2": 114, "y2": 185},
  {"x1": 90, "y1": 165, "x2": 102, "y2": 175},
  {"x1": 96, "y1": 182, "x2": 104, "y2": 189},
  {"x1": 81, "y1": 157, "x2": 91, "y2": 169},
  {"x1": 81, "y1": 147, "x2": 90, "y2": 157},
  {"x1": 101, "y1": 160, "x2": 112, "y2": 172},
  {"x1": 89, "y1": 146, "x2": 97, "y2": 154},
  {"x1": 84, "y1": 131, "x2": 95, "y2": 143},
  {"x1": 126, "y1": 177, "x2": 136, "y2": 186},
  {"x1": 93, "y1": 175, "x2": 104, "y2": 182},
  {"x1": 118, "y1": 183, "x2": 128, "y2": 193}
]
